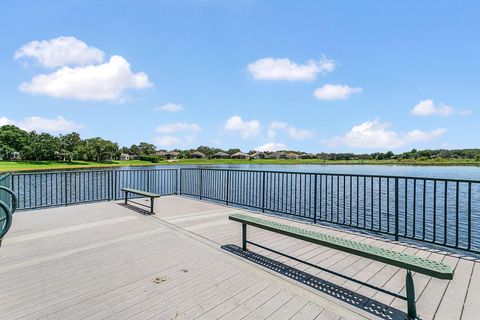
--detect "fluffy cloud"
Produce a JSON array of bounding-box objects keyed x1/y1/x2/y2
[
  {"x1": 0, "y1": 117, "x2": 13, "y2": 126},
  {"x1": 268, "y1": 121, "x2": 313, "y2": 140},
  {"x1": 156, "y1": 122, "x2": 201, "y2": 133},
  {"x1": 255, "y1": 142, "x2": 287, "y2": 152},
  {"x1": 154, "y1": 136, "x2": 181, "y2": 147},
  {"x1": 0, "y1": 116, "x2": 84, "y2": 133},
  {"x1": 325, "y1": 120, "x2": 446, "y2": 149},
  {"x1": 154, "y1": 103, "x2": 185, "y2": 112},
  {"x1": 314, "y1": 84, "x2": 362, "y2": 101},
  {"x1": 19, "y1": 56, "x2": 152, "y2": 101},
  {"x1": 247, "y1": 55, "x2": 335, "y2": 81},
  {"x1": 14, "y1": 36, "x2": 105, "y2": 68},
  {"x1": 409, "y1": 99, "x2": 469, "y2": 117},
  {"x1": 224, "y1": 116, "x2": 261, "y2": 139},
  {"x1": 154, "y1": 135, "x2": 196, "y2": 148}
]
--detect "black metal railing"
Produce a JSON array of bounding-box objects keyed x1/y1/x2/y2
[
  {"x1": 6, "y1": 167, "x2": 480, "y2": 253},
  {"x1": 179, "y1": 168, "x2": 480, "y2": 253},
  {"x1": 11, "y1": 169, "x2": 178, "y2": 210}
]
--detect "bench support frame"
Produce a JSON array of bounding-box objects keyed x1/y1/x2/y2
[
  {"x1": 242, "y1": 223, "x2": 247, "y2": 251},
  {"x1": 240, "y1": 222, "x2": 421, "y2": 320},
  {"x1": 124, "y1": 190, "x2": 155, "y2": 214},
  {"x1": 406, "y1": 270, "x2": 418, "y2": 319}
]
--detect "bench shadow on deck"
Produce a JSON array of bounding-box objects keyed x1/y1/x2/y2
[{"x1": 222, "y1": 244, "x2": 405, "y2": 320}]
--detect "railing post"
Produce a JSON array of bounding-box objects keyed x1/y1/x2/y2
[
  {"x1": 394, "y1": 177, "x2": 399, "y2": 241},
  {"x1": 64, "y1": 172, "x2": 68, "y2": 206},
  {"x1": 146, "y1": 170, "x2": 150, "y2": 191},
  {"x1": 313, "y1": 174, "x2": 317, "y2": 224},
  {"x1": 107, "y1": 171, "x2": 111, "y2": 201},
  {"x1": 176, "y1": 169, "x2": 179, "y2": 195},
  {"x1": 262, "y1": 171, "x2": 266, "y2": 213},
  {"x1": 113, "y1": 170, "x2": 116, "y2": 200},
  {"x1": 199, "y1": 169, "x2": 203, "y2": 200},
  {"x1": 226, "y1": 170, "x2": 230, "y2": 205}
]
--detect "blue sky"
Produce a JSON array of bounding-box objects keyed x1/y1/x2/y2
[{"x1": 0, "y1": 1, "x2": 478, "y2": 153}]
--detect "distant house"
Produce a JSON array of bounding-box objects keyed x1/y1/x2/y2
[
  {"x1": 165, "y1": 151, "x2": 180, "y2": 159},
  {"x1": 231, "y1": 152, "x2": 250, "y2": 159},
  {"x1": 156, "y1": 150, "x2": 167, "y2": 157},
  {"x1": 120, "y1": 153, "x2": 131, "y2": 161},
  {"x1": 287, "y1": 152, "x2": 301, "y2": 160},
  {"x1": 250, "y1": 152, "x2": 266, "y2": 159},
  {"x1": 11, "y1": 151, "x2": 21, "y2": 161},
  {"x1": 191, "y1": 151, "x2": 206, "y2": 159},
  {"x1": 212, "y1": 151, "x2": 230, "y2": 159},
  {"x1": 268, "y1": 151, "x2": 287, "y2": 159}
]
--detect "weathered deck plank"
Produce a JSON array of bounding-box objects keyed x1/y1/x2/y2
[{"x1": 0, "y1": 196, "x2": 477, "y2": 319}]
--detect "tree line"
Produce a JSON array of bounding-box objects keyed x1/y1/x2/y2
[{"x1": 0, "y1": 125, "x2": 479, "y2": 162}]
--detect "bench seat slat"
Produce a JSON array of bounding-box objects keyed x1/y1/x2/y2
[
  {"x1": 121, "y1": 188, "x2": 160, "y2": 198},
  {"x1": 229, "y1": 213, "x2": 454, "y2": 280}
]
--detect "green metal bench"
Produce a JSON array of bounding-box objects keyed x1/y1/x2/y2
[
  {"x1": 229, "y1": 213, "x2": 454, "y2": 320},
  {"x1": 121, "y1": 188, "x2": 160, "y2": 214}
]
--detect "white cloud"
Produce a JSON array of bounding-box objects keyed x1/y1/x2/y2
[
  {"x1": 247, "y1": 55, "x2": 336, "y2": 81},
  {"x1": 156, "y1": 122, "x2": 201, "y2": 133},
  {"x1": 325, "y1": 120, "x2": 446, "y2": 149},
  {"x1": 224, "y1": 116, "x2": 261, "y2": 139},
  {"x1": 0, "y1": 117, "x2": 13, "y2": 126},
  {"x1": 154, "y1": 134, "x2": 197, "y2": 148},
  {"x1": 268, "y1": 121, "x2": 313, "y2": 140},
  {"x1": 410, "y1": 99, "x2": 468, "y2": 117},
  {"x1": 19, "y1": 55, "x2": 152, "y2": 101},
  {"x1": 154, "y1": 103, "x2": 185, "y2": 113},
  {"x1": 405, "y1": 128, "x2": 447, "y2": 142},
  {"x1": 154, "y1": 136, "x2": 181, "y2": 147},
  {"x1": 314, "y1": 84, "x2": 362, "y2": 101},
  {"x1": 14, "y1": 36, "x2": 105, "y2": 68},
  {"x1": 255, "y1": 142, "x2": 287, "y2": 152},
  {"x1": 0, "y1": 116, "x2": 84, "y2": 133}
]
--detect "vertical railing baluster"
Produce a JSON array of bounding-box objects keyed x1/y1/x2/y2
[
  {"x1": 433, "y1": 180, "x2": 437, "y2": 243},
  {"x1": 262, "y1": 171, "x2": 266, "y2": 213},
  {"x1": 467, "y1": 182, "x2": 472, "y2": 251},
  {"x1": 444, "y1": 181, "x2": 448, "y2": 245},
  {"x1": 313, "y1": 174, "x2": 317, "y2": 223},
  {"x1": 455, "y1": 181, "x2": 459, "y2": 248},
  {"x1": 395, "y1": 177, "x2": 399, "y2": 241}
]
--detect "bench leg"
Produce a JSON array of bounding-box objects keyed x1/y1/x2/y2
[
  {"x1": 406, "y1": 270, "x2": 419, "y2": 320},
  {"x1": 124, "y1": 192, "x2": 128, "y2": 205},
  {"x1": 242, "y1": 223, "x2": 247, "y2": 251},
  {"x1": 150, "y1": 197, "x2": 154, "y2": 214}
]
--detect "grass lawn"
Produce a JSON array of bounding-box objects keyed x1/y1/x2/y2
[
  {"x1": 1, "y1": 158, "x2": 479, "y2": 172},
  {"x1": 0, "y1": 160, "x2": 158, "y2": 172}
]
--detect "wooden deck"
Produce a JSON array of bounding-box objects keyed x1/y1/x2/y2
[{"x1": 1, "y1": 196, "x2": 478, "y2": 320}]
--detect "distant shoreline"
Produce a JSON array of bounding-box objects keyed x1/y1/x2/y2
[{"x1": 1, "y1": 158, "x2": 479, "y2": 173}]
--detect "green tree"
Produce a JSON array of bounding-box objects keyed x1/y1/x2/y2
[
  {"x1": 138, "y1": 142, "x2": 156, "y2": 156},
  {"x1": 83, "y1": 137, "x2": 118, "y2": 162},
  {"x1": 129, "y1": 144, "x2": 140, "y2": 156},
  {"x1": 226, "y1": 148, "x2": 241, "y2": 155},
  {"x1": 23, "y1": 132, "x2": 60, "y2": 161},
  {"x1": 59, "y1": 132, "x2": 81, "y2": 161},
  {"x1": 0, "y1": 125, "x2": 30, "y2": 156}
]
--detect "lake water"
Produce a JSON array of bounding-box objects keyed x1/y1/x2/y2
[
  {"x1": 9, "y1": 164, "x2": 480, "y2": 253},
  {"x1": 121, "y1": 164, "x2": 480, "y2": 181}
]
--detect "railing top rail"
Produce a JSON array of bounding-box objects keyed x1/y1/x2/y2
[
  {"x1": 10, "y1": 168, "x2": 178, "y2": 176},
  {"x1": 179, "y1": 167, "x2": 480, "y2": 184}
]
